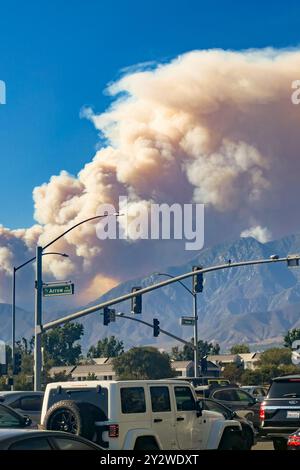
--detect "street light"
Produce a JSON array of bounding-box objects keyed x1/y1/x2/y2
[
  {"x1": 33, "y1": 212, "x2": 120, "y2": 391},
  {"x1": 154, "y1": 272, "x2": 200, "y2": 377},
  {"x1": 11, "y1": 251, "x2": 69, "y2": 387}
]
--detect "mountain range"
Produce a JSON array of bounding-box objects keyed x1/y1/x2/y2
[{"x1": 2, "y1": 234, "x2": 300, "y2": 352}]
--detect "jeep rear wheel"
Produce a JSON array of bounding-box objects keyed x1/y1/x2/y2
[
  {"x1": 44, "y1": 400, "x2": 103, "y2": 441},
  {"x1": 218, "y1": 431, "x2": 244, "y2": 450}
]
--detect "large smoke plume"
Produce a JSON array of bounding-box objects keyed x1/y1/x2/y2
[{"x1": 1, "y1": 48, "x2": 300, "y2": 308}]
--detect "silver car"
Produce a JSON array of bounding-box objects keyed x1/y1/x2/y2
[{"x1": 240, "y1": 386, "x2": 267, "y2": 402}]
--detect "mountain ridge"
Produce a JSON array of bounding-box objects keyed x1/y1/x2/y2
[{"x1": 2, "y1": 233, "x2": 300, "y2": 352}]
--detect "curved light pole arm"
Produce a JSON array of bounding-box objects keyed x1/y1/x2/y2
[
  {"x1": 43, "y1": 213, "x2": 120, "y2": 250},
  {"x1": 155, "y1": 272, "x2": 194, "y2": 296}
]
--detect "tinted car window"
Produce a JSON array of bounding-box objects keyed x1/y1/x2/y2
[
  {"x1": 9, "y1": 438, "x2": 52, "y2": 450},
  {"x1": 20, "y1": 396, "x2": 43, "y2": 412},
  {"x1": 213, "y1": 389, "x2": 237, "y2": 401},
  {"x1": 150, "y1": 387, "x2": 171, "y2": 412},
  {"x1": 53, "y1": 437, "x2": 97, "y2": 450},
  {"x1": 8, "y1": 399, "x2": 21, "y2": 409},
  {"x1": 175, "y1": 386, "x2": 196, "y2": 411},
  {"x1": 268, "y1": 380, "x2": 300, "y2": 398},
  {"x1": 121, "y1": 387, "x2": 146, "y2": 414},
  {"x1": 0, "y1": 406, "x2": 22, "y2": 428},
  {"x1": 202, "y1": 400, "x2": 230, "y2": 418},
  {"x1": 48, "y1": 387, "x2": 108, "y2": 420},
  {"x1": 235, "y1": 390, "x2": 253, "y2": 402}
]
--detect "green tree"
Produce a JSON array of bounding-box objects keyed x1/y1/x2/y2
[
  {"x1": 113, "y1": 347, "x2": 175, "y2": 380},
  {"x1": 284, "y1": 328, "x2": 300, "y2": 348},
  {"x1": 240, "y1": 369, "x2": 263, "y2": 386},
  {"x1": 222, "y1": 364, "x2": 243, "y2": 383},
  {"x1": 42, "y1": 322, "x2": 84, "y2": 366},
  {"x1": 230, "y1": 344, "x2": 250, "y2": 354},
  {"x1": 13, "y1": 338, "x2": 35, "y2": 390},
  {"x1": 88, "y1": 336, "x2": 124, "y2": 359},
  {"x1": 170, "y1": 339, "x2": 219, "y2": 361},
  {"x1": 257, "y1": 348, "x2": 291, "y2": 367},
  {"x1": 86, "y1": 372, "x2": 97, "y2": 380}
]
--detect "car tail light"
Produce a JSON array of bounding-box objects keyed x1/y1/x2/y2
[
  {"x1": 288, "y1": 435, "x2": 300, "y2": 448},
  {"x1": 108, "y1": 424, "x2": 119, "y2": 438},
  {"x1": 259, "y1": 403, "x2": 265, "y2": 420}
]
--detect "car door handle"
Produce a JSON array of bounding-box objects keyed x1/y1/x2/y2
[
  {"x1": 176, "y1": 417, "x2": 184, "y2": 421},
  {"x1": 154, "y1": 418, "x2": 163, "y2": 423}
]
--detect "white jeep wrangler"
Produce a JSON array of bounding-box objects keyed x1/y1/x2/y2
[{"x1": 40, "y1": 379, "x2": 243, "y2": 450}]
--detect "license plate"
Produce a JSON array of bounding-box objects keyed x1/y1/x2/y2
[{"x1": 287, "y1": 411, "x2": 300, "y2": 419}]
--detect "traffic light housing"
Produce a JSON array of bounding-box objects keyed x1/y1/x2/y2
[
  {"x1": 103, "y1": 307, "x2": 116, "y2": 326},
  {"x1": 103, "y1": 307, "x2": 110, "y2": 326},
  {"x1": 192, "y1": 265, "x2": 203, "y2": 293},
  {"x1": 153, "y1": 318, "x2": 160, "y2": 337},
  {"x1": 131, "y1": 287, "x2": 142, "y2": 314},
  {"x1": 13, "y1": 352, "x2": 22, "y2": 375}
]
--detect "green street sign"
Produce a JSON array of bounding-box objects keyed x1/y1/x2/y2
[
  {"x1": 43, "y1": 283, "x2": 74, "y2": 297},
  {"x1": 181, "y1": 316, "x2": 195, "y2": 326}
]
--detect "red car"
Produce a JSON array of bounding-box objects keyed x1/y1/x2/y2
[{"x1": 288, "y1": 429, "x2": 300, "y2": 450}]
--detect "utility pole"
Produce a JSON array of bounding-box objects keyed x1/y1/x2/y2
[
  {"x1": 193, "y1": 293, "x2": 199, "y2": 377},
  {"x1": 11, "y1": 267, "x2": 16, "y2": 390},
  {"x1": 34, "y1": 246, "x2": 43, "y2": 391}
]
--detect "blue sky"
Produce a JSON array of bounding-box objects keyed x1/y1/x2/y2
[{"x1": 0, "y1": 0, "x2": 299, "y2": 228}]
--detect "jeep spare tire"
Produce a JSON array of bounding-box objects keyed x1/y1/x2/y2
[{"x1": 44, "y1": 400, "x2": 102, "y2": 440}]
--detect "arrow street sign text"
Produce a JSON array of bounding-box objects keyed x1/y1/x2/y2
[{"x1": 43, "y1": 283, "x2": 74, "y2": 297}]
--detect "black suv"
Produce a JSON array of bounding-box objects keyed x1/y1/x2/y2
[{"x1": 260, "y1": 375, "x2": 300, "y2": 450}]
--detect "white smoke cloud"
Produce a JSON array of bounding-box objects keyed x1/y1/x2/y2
[
  {"x1": 240, "y1": 225, "x2": 273, "y2": 243},
  {"x1": 1, "y1": 48, "x2": 300, "y2": 306}
]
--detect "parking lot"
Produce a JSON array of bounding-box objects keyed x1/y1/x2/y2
[{"x1": 252, "y1": 440, "x2": 273, "y2": 450}]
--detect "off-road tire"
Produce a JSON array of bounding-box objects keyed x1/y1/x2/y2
[
  {"x1": 44, "y1": 400, "x2": 103, "y2": 440},
  {"x1": 218, "y1": 430, "x2": 244, "y2": 450}
]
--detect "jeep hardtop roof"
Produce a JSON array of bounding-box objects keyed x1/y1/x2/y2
[{"x1": 45, "y1": 379, "x2": 192, "y2": 389}]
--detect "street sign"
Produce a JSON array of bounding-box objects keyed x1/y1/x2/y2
[
  {"x1": 181, "y1": 316, "x2": 195, "y2": 326},
  {"x1": 43, "y1": 283, "x2": 74, "y2": 297}
]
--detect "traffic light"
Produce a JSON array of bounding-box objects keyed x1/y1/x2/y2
[
  {"x1": 103, "y1": 307, "x2": 116, "y2": 326},
  {"x1": 153, "y1": 318, "x2": 160, "y2": 337},
  {"x1": 131, "y1": 287, "x2": 142, "y2": 314},
  {"x1": 13, "y1": 352, "x2": 22, "y2": 375},
  {"x1": 103, "y1": 307, "x2": 110, "y2": 326},
  {"x1": 192, "y1": 265, "x2": 203, "y2": 293}
]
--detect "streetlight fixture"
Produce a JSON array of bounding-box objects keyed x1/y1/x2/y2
[
  {"x1": 33, "y1": 212, "x2": 120, "y2": 391},
  {"x1": 11, "y1": 251, "x2": 69, "y2": 386},
  {"x1": 154, "y1": 272, "x2": 200, "y2": 377}
]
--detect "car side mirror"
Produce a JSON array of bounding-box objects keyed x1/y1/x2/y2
[
  {"x1": 196, "y1": 400, "x2": 203, "y2": 417},
  {"x1": 23, "y1": 415, "x2": 32, "y2": 427}
]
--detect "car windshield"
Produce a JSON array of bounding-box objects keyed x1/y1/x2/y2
[{"x1": 268, "y1": 379, "x2": 300, "y2": 398}]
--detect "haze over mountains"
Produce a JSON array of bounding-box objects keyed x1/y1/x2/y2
[{"x1": 2, "y1": 234, "x2": 300, "y2": 352}]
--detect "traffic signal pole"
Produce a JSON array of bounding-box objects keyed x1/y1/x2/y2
[
  {"x1": 34, "y1": 246, "x2": 43, "y2": 391},
  {"x1": 115, "y1": 313, "x2": 196, "y2": 348},
  {"x1": 193, "y1": 293, "x2": 199, "y2": 377},
  {"x1": 42, "y1": 255, "x2": 300, "y2": 333}
]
